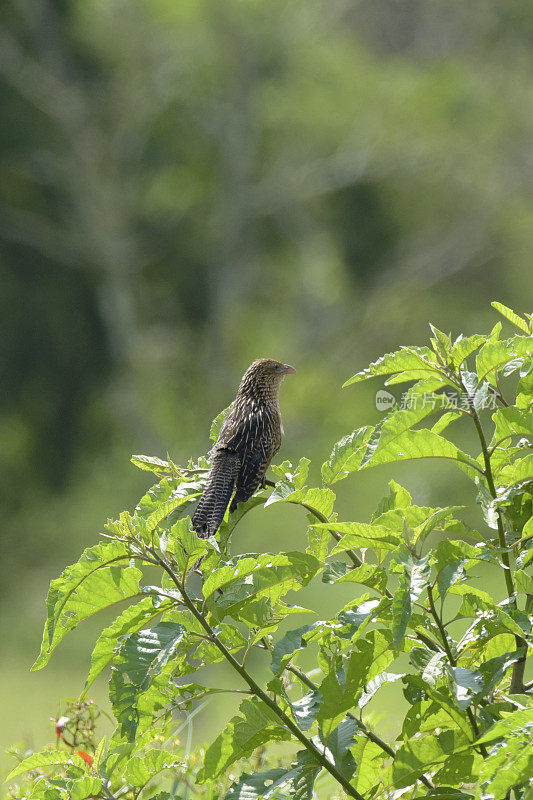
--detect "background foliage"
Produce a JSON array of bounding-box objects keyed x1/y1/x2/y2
[{"x1": 1, "y1": 0, "x2": 532, "y2": 771}]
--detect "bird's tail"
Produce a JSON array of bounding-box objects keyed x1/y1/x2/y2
[{"x1": 192, "y1": 450, "x2": 240, "y2": 538}]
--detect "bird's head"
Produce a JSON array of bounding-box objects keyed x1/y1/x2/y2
[{"x1": 239, "y1": 358, "x2": 296, "y2": 401}]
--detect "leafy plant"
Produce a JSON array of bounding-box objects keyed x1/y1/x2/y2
[{"x1": 6, "y1": 302, "x2": 532, "y2": 799}]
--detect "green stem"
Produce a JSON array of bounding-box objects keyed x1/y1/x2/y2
[
  {"x1": 427, "y1": 586, "x2": 487, "y2": 756},
  {"x1": 149, "y1": 548, "x2": 366, "y2": 800},
  {"x1": 292, "y1": 497, "x2": 442, "y2": 654},
  {"x1": 464, "y1": 385, "x2": 527, "y2": 693},
  {"x1": 285, "y1": 664, "x2": 435, "y2": 791}
]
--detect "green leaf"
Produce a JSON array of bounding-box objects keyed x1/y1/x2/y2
[
  {"x1": 476, "y1": 335, "x2": 533, "y2": 385},
  {"x1": 447, "y1": 667, "x2": 484, "y2": 710},
  {"x1": 224, "y1": 768, "x2": 294, "y2": 800},
  {"x1": 197, "y1": 698, "x2": 291, "y2": 781},
  {"x1": 476, "y1": 706, "x2": 533, "y2": 744},
  {"x1": 448, "y1": 585, "x2": 525, "y2": 636},
  {"x1": 205, "y1": 552, "x2": 320, "y2": 621},
  {"x1": 270, "y1": 457, "x2": 311, "y2": 488},
  {"x1": 321, "y1": 426, "x2": 373, "y2": 485},
  {"x1": 372, "y1": 479, "x2": 412, "y2": 517},
  {"x1": 69, "y1": 778, "x2": 103, "y2": 800},
  {"x1": 449, "y1": 333, "x2": 486, "y2": 368},
  {"x1": 392, "y1": 730, "x2": 469, "y2": 789},
  {"x1": 123, "y1": 748, "x2": 181, "y2": 785},
  {"x1": 432, "y1": 411, "x2": 461, "y2": 435},
  {"x1": 109, "y1": 622, "x2": 186, "y2": 741},
  {"x1": 210, "y1": 404, "x2": 233, "y2": 441},
  {"x1": 290, "y1": 689, "x2": 322, "y2": 731},
  {"x1": 271, "y1": 624, "x2": 321, "y2": 675},
  {"x1": 412, "y1": 505, "x2": 466, "y2": 545},
  {"x1": 492, "y1": 406, "x2": 533, "y2": 443},
  {"x1": 491, "y1": 301, "x2": 530, "y2": 333},
  {"x1": 359, "y1": 671, "x2": 405, "y2": 708},
  {"x1": 391, "y1": 555, "x2": 430, "y2": 648},
  {"x1": 322, "y1": 561, "x2": 388, "y2": 594},
  {"x1": 131, "y1": 454, "x2": 171, "y2": 473},
  {"x1": 343, "y1": 346, "x2": 440, "y2": 386},
  {"x1": 83, "y1": 596, "x2": 173, "y2": 696},
  {"x1": 6, "y1": 751, "x2": 86, "y2": 782},
  {"x1": 350, "y1": 737, "x2": 384, "y2": 795},
  {"x1": 325, "y1": 522, "x2": 401, "y2": 553},
  {"x1": 516, "y1": 568, "x2": 533, "y2": 594},
  {"x1": 165, "y1": 516, "x2": 208, "y2": 572},
  {"x1": 358, "y1": 427, "x2": 480, "y2": 478},
  {"x1": 325, "y1": 717, "x2": 357, "y2": 779},
  {"x1": 475, "y1": 706, "x2": 533, "y2": 799},
  {"x1": 33, "y1": 542, "x2": 141, "y2": 670},
  {"x1": 291, "y1": 750, "x2": 321, "y2": 800},
  {"x1": 361, "y1": 397, "x2": 447, "y2": 470},
  {"x1": 265, "y1": 484, "x2": 336, "y2": 520}
]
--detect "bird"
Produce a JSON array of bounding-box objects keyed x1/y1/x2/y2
[{"x1": 192, "y1": 358, "x2": 296, "y2": 538}]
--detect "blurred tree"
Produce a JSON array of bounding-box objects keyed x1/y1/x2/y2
[{"x1": 0, "y1": 0, "x2": 532, "y2": 595}]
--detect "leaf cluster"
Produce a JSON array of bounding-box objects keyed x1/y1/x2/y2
[{"x1": 6, "y1": 303, "x2": 533, "y2": 800}]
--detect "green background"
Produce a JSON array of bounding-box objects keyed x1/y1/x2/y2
[{"x1": 1, "y1": 0, "x2": 532, "y2": 773}]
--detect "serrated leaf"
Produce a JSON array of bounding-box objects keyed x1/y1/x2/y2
[
  {"x1": 359, "y1": 427, "x2": 480, "y2": 479},
  {"x1": 476, "y1": 706, "x2": 533, "y2": 744},
  {"x1": 291, "y1": 750, "x2": 321, "y2": 800},
  {"x1": 83, "y1": 596, "x2": 174, "y2": 695},
  {"x1": 290, "y1": 689, "x2": 322, "y2": 731},
  {"x1": 33, "y1": 542, "x2": 140, "y2": 670},
  {"x1": 321, "y1": 426, "x2": 373, "y2": 485},
  {"x1": 351, "y1": 736, "x2": 384, "y2": 795},
  {"x1": 361, "y1": 400, "x2": 446, "y2": 470},
  {"x1": 343, "y1": 346, "x2": 440, "y2": 387},
  {"x1": 491, "y1": 302, "x2": 530, "y2": 333},
  {"x1": 69, "y1": 777, "x2": 103, "y2": 800},
  {"x1": 325, "y1": 522, "x2": 401, "y2": 553},
  {"x1": 271, "y1": 624, "x2": 321, "y2": 675},
  {"x1": 131, "y1": 454, "x2": 171, "y2": 473},
  {"x1": 391, "y1": 555, "x2": 430, "y2": 648},
  {"x1": 372, "y1": 479, "x2": 412, "y2": 517},
  {"x1": 6, "y1": 751, "x2": 86, "y2": 782},
  {"x1": 210, "y1": 404, "x2": 233, "y2": 442},
  {"x1": 447, "y1": 585, "x2": 525, "y2": 636},
  {"x1": 322, "y1": 562, "x2": 388, "y2": 594},
  {"x1": 325, "y1": 717, "x2": 357, "y2": 779},
  {"x1": 476, "y1": 336, "x2": 533, "y2": 385},
  {"x1": 206, "y1": 552, "x2": 320, "y2": 621},
  {"x1": 475, "y1": 706, "x2": 533, "y2": 799},
  {"x1": 492, "y1": 407, "x2": 533, "y2": 444},
  {"x1": 197, "y1": 698, "x2": 291, "y2": 781},
  {"x1": 392, "y1": 730, "x2": 469, "y2": 789},
  {"x1": 265, "y1": 485, "x2": 336, "y2": 520},
  {"x1": 124, "y1": 748, "x2": 181, "y2": 785},
  {"x1": 109, "y1": 622, "x2": 186, "y2": 741},
  {"x1": 449, "y1": 333, "x2": 486, "y2": 367},
  {"x1": 224, "y1": 768, "x2": 294, "y2": 800}
]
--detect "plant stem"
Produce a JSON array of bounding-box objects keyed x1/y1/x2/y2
[
  {"x1": 464, "y1": 386, "x2": 527, "y2": 693},
  {"x1": 148, "y1": 548, "x2": 366, "y2": 800},
  {"x1": 427, "y1": 586, "x2": 487, "y2": 756},
  {"x1": 285, "y1": 664, "x2": 435, "y2": 791},
  {"x1": 295, "y1": 499, "x2": 442, "y2": 654}
]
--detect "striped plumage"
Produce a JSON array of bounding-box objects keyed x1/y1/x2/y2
[{"x1": 192, "y1": 358, "x2": 296, "y2": 538}]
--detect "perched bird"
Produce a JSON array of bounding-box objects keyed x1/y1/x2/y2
[{"x1": 192, "y1": 358, "x2": 296, "y2": 538}]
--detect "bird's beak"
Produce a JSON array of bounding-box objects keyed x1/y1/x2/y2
[{"x1": 282, "y1": 363, "x2": 296, "y2": 374}]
